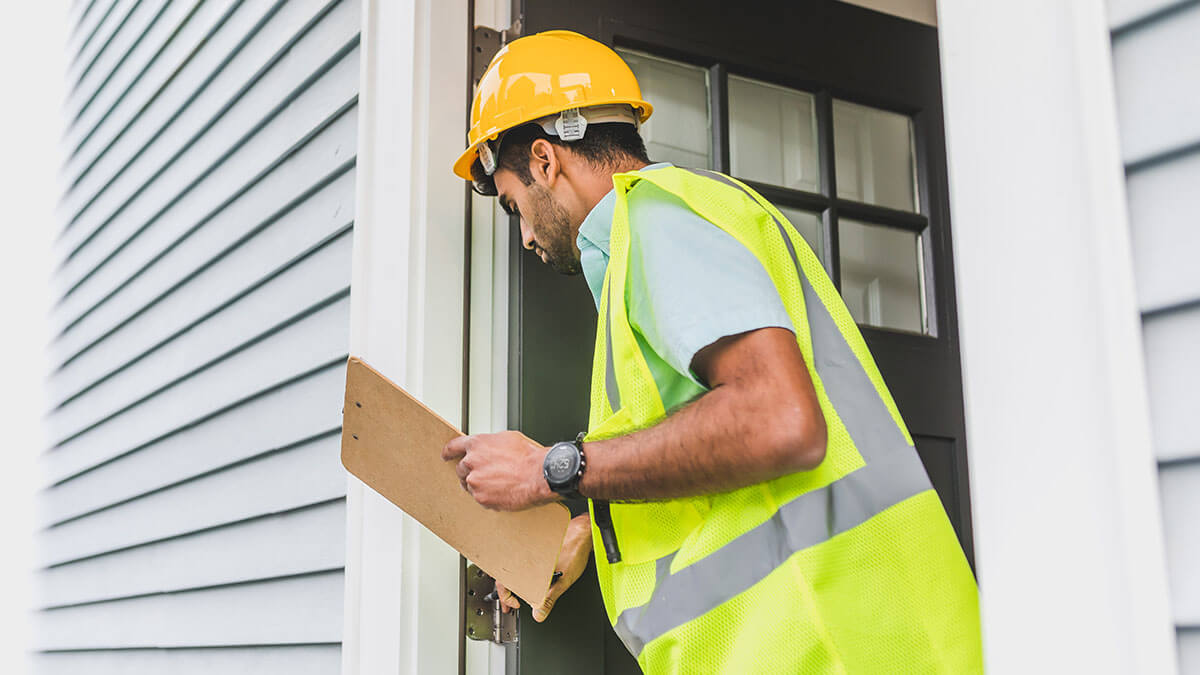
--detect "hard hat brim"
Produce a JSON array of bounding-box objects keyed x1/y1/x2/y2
[{"x1": 452, "y1": 99, "x2": 654, "y2": 181}]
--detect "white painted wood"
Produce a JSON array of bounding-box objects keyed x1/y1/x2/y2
[
  {"x1": 63, "y1": 0, "x2": 241, "y2": 189},
  {"x1": 54, "y1": 51, "x2": 357, "y2": 338},
  {"x1": 65, "y1": 0, "x2": 95, "y2": 44},
  {"x1": 53, "y1": 17, "x2": 360, "y2": 327},
  {"x1": 35, "y1": 571, "x2": 344, "y2": 650},
  {"x1": 39, "y1": 434, "x2": 345, "y2": 566},
  {"x1": 43, "y1": 296, "x2": 349, "y2": 484},
  {"x1": 54, "y1": 0, "x2": 347, "y2": 269},
  {"x1": 1107, "y1": 0, "x2": 1189, "y2": 29},
  {"x1": 1159, "y1": 462, "x2": 1200, "y2": 625},
  {"x1": 60, "y1": 0, "x2": 289, "y2": 226},
  {"x1": 60, "y1": 0, "x2": 210, "y2": 170},
  {"x1": 464, "y1": 182, "x2": 515, "y2": 675},
  {"x1": 1111, "y1": 2, "x2": 1200, "y2": 164},
  {"x1": 63, "y1": 0, "x2": 163, "y2": 126},
  {"x1": 1125, "y1": 151, "x2": 1200, "y2": 313},
  {"x1": 937, "y1": 1, "x2": 1177, "y2": 672},
  {"x1": 465, "y1": 7, "x2": 520, "y2": 672},
  {"x1": 66, "y1": 0, "x2": 117, "y2": 72},
  {"x1": 64, "y1": 0, "x2": 138, "y2": 98},
  {"x1": 49, "y1": 226, "x2": 352, "y2": 441},
  {"x1": 38, "y1": 500, "x2": 345, "y2": 608},
  {"x1": 1143, "y1": 307, "x2": 1200, "y2": 462},
  {"x1": 342, "y1": 0, "x2": 467, "y2": 673},
  {"x1": 51, "y1": 130, "x2": 355, "y2": 381},
  {"x1": 35, "y1": 645, "x2": 341, "y2": 675},
  {"x1": 41, "y1": 0, "x2": 357, "y2": 668},
  {"x1": 40, "y1": 366, "x2": 344, "y2": 527},
  {"x1": 1180, "y1": 630, "x2": 1200, "y2": 675},
  {"x1": 838, "y1": 0, "x2": 937, "y2": 25}
]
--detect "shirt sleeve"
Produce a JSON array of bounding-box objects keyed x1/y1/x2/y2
[{"x1": 625, "y1": 181, "x2": 795, "y2": 387}]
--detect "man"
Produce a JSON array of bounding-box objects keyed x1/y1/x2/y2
[{"x1": 442, "y1": 30, "x2": 982, "y2": 673}]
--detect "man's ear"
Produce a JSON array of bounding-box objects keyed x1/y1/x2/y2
[{"x1": 528, "y1": 138, "x2": 561, "y2": 187}]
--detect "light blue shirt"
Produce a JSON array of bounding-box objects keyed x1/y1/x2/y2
[{"x1": 577, "y1": 163, "x2": 794, "y2": 411}]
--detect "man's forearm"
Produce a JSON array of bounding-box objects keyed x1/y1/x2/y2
[{"x1": 578, "y1": 380, "x2": 822, "y2": 501}]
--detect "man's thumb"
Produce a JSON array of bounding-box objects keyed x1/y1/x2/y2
[{"x1": 532, "y1": 594, "x2": 557, "y2": 622}]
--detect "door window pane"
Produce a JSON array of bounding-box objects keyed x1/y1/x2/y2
[
  {"x1": 776, "y1": 206, "x2": 823, "y2": 263},
  {"x1": 618, "y1": 49, "x2": 711, "y2": 168},
  {"x1": 839, "y1": 219, "x2": 927, "y2": 333},
  {"x1": 833, "y1": 100, "x2": 919, "y2": 212},
  {"x1": 728, "y1": 76, "x2": 820, "y2": 192}
]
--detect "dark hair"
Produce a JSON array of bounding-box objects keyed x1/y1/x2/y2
[{"x1": 470, "y1": 122, "x2": 650, "y2": 196}]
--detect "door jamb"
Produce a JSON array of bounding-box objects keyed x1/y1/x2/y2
[
  {"x1": 342, "y1": 1, "x2": 469, "y2": 674},
  {"x1": 936, "y1": 2, "x2": 1176, "y2": 672}
]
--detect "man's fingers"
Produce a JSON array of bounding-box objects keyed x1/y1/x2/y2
[
  {"x1": 532, "y1": 575, "x2": 568, "y2": 622},
  {"x1": 442, "y1": 435, "x2": 470, "y2": 462},
  {"x1": 495, "y1": 582, "x2": 520, "y2": 613}
]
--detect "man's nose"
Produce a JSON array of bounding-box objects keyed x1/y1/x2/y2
[{"x1": 519, "y1": 219, "x2": 535, "y2": 250}]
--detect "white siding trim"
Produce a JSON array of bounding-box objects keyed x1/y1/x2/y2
[
  {"x1": 936, "y1": 1, "x2": 1176, "y2": 672},
  {"x1": 342, "y1": 0, "x2": 468, "y2": 673}
]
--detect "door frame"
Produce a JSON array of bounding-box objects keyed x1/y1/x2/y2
[
  {"x1": 341, "y1": 1, "x2": 468, "y2": 674},
  {"x1": 935, "y1": 1, "x2": 1175, "y2": 673},
  {"x1": 345, "y1": 1, "x2": 1178, "y2": 673}
]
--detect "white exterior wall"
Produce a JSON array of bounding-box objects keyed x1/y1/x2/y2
[
  {"x1": 341, "y1": 1, "x2": 469, "y2": 674},
  {"x1": 937, "y1": 1, "x2": 1177, "y2": 673},
  {"x1": 37, "y1": 0, "x2": 360, "y2": 671},
  {"x1": 1109, "y1": 1, "x2": 1200, "y2": 671}
]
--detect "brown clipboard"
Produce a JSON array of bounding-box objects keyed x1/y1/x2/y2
[{"x1": 340, "y1": 356, "x2": 571, "y2": 605}]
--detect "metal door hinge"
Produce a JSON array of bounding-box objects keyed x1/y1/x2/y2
[
  {"x1": 465, "y1": 563, "x2": 517, "y2": 644},
  {"x1": 472, "y1": 18, "x2": 523, "y2": 84}
]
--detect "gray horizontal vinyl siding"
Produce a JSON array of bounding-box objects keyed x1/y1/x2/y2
[
  {"x1": 1109, "y1": 1, "x2": 1200, "y2": 671},
  {"x1": 37, "y1": 0, "x2": 359, "y2": 670}
]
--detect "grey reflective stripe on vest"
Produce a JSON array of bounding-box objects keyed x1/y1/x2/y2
[
  {"x1": 611, "y1": 168, "x2": 935, "y2": 657},
  {"x1": 604, "y1": 275, "x2": 621, "y2": 413}
]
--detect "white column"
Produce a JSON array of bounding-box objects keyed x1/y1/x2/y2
[
  {"x1": 342, "y1": 0, "x2": 469, "y2": 673},
  {"x1": 936, "y1": 1, "x2": 1176, "y2": 672}
]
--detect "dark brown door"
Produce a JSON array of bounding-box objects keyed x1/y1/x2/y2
[{"x1": 504, "y1": 2, "x2": 970, "y2": 672}]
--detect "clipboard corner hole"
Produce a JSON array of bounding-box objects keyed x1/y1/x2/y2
[
  {"x1": 355, "y1": 401, "x2": 362, "y2": 408},
  {"x1": 351, "y1": 433, "x2": 359, "y2": 440}
]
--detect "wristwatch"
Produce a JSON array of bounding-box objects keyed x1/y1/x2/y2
[{"x1": 542, "y1": 433, "x2": 586, "y2": 500}]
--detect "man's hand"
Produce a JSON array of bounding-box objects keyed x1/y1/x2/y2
[
  {"x1": 442, "y1": 430, "x2": 557, "y2": 511},
  {"x1": 495, "y1": 513, "x2": 594, "y2": 622}
]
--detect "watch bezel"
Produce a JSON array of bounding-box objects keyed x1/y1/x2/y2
[
  {"x1": 543, "y1": 441, "x2": 581, "y2": 486},
  {"x1": 543, "y1": 440, "x2": 585, "y2": 497}
]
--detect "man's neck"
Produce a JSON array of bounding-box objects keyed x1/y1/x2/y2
[{"x1": 579, "y1": 158, "x2": 651, "y2": 216}]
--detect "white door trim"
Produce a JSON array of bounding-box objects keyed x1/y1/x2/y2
[
  {"x1": 342, "y1": 1, "x2": 469, "y2": 673},
  {"x1": 936, "y1": 1, "x2": 1176, "y2": 672}
]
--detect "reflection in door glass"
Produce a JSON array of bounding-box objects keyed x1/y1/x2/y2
[
  {"x1": 833, "y1": 100, "x2": 919, "y2": 213},
  {"x1": 617, "y1": 49, "x2": 711, "y2": 168},
  {"x1": 728, "y1": 76, "x2": 820, "y2": 193},
  {"x1": 776, "y1": 206, "x2": 823, "y2": 263},
  {"x1": 839, "y1": 219, "x2": 927, "y2": 333}
]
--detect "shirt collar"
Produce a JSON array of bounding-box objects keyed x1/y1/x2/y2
[{"x1": 576, "y1": 162, "x2": 673, "y2": 257}]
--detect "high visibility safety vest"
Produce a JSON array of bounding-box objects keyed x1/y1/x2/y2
[{"x1": 584, "y1": 166, "x2": 983, "y2": 674}]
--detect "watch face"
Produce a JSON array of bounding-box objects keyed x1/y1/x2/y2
[{"x1": 545, "y1": 443, "x2": 580, "y2": 484}]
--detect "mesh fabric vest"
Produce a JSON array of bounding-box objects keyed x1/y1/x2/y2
[{"x1": 584, "y1": 166, "x2": 983, "y2": 674}]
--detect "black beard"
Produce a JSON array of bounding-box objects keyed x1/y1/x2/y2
[{"x1": 528, "y1": 184, "x2": 581, "y2": 275}]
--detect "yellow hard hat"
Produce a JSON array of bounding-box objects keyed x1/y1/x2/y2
[{"x1": 452, "y1": 30, "x2": 653, "y2": 180}]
